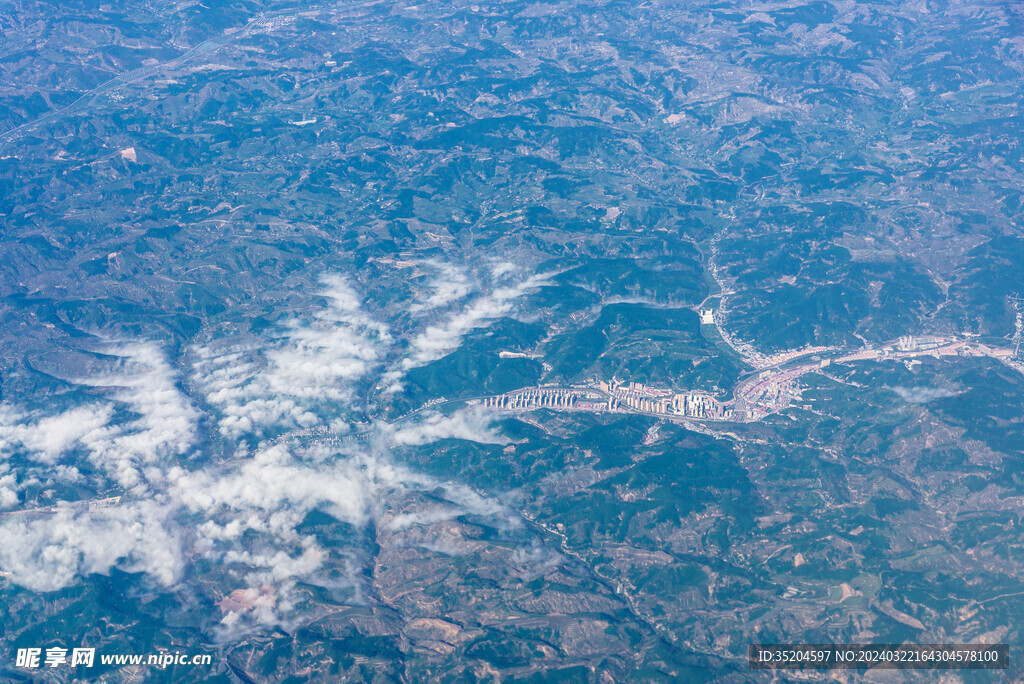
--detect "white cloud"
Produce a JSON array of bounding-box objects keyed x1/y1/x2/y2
[
  {"x1": 0, "y1": 486, "x2": 17, "y2": 509},
  {"x1": 169, "y1": 444, "x2": 382, "y2": 528},
  {"x1": 264, "y1": 274, "x2": 390, "y2": 399},
  {"x1": 384, "y1": 406, "x2": 507, "y2": 447},
  {"x1": 402, "y1": 271, "x2": 551, "y2": 371},
  {"x1": 388, "y1": 507, "x2": 463, "y2": 530},
  {"x1": 0, "y1": 404, "x2": 113, "y2": 464},
  {"x1": 213, "y1": 582, "x2": 306, "y2": 641},
  {"x1": 435, "y1": 482, "x2": 511, "y2": 522},
  {"x1": 0, "y1": 268, "x2": 546, "y2": 606},
  {"x1": 381, "y1": 268, "x2": 552, "y2": 393},
  {"x1": 892, "y1": 386, "x2": 960, "y2": 404},
  {"x1": 0, "y1": 499, "x2": 182, "y2": 592},
  {"x1": 224, "y1": 544, "x2": 325, "y2": 585},
  {"x1": 73, "y1": 342, "x2": 199, "y2": 488},
  {"x1": 1, "y1": 342, "x2": 196, "y2": 489},
  {"x1": 0, "y1": 342, "x2": 197, "y2": 587},
  {"x1": 196, "y1": 274, "x2": 391, "y2": 438},
  {"x1": 488, "y1": 260, "x2": 517, "y2": 279},
  {"x1": 0, "y1": 467, "x2": 18, "y2": 509},
  {"x1": 0, "y1": 403, "x2": 523, "y2": 600},
  {"x1": 510, "y1": 539, "x2": 562, "y2": 579},
  {"x1": 410, "y1": 262, "x2": 473, "y2": 312},
  {"x1": 159, "y1": 433, "x2": 518, "y2": 592}
]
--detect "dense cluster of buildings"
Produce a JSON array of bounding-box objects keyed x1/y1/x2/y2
[
  {"x1": 734, "y1": 367, "x2": 805, "y2": 421},
  {"x1": 675, "y1": 392, "x2": 730, "y2": 419},
  {"x1": 600, "y1": 379, "x2": 730, "y2": 419},
  {"x1": 480, "y1": 378, "x2": 734, "y2": 421},
  {"x1": 482, "y1": 390, "x2": 581, "y2": 410}
]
